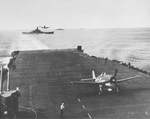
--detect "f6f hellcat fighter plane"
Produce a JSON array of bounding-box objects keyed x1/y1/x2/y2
[
  {"x1": 40, "y1": 25, "x2": 49, "y2": 29},
  {"x1": 71, "y1": 69, "x2": 140, "y2": 95}
]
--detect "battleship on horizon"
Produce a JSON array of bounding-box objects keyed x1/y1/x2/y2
[
  {"x1": 22, "y1": 27, "x2": 54, "y2": 34},
  {"x1": 56, "y1": 28, "x2": 64, "y2": 30}
]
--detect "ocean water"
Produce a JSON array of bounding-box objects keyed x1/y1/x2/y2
[{"x1": 0, "y1": 28, "x2": 150, "y2": 71}]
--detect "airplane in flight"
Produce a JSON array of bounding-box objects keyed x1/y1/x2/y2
[{"x1": 71, "y1": 69, "x2": 140, "y2": 95}]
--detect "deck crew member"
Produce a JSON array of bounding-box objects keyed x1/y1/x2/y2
[
  {"x1": 11, "y1": 87, "x2": 21, "y2": 117},
  {"x1": 60, "y1": 102, "x2": 65, "y2": 118},
  {"x1": 98, "y1": 85, "x2": 102, "y2": 95}
]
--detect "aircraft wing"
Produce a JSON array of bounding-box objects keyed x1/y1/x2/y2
[
  {"x1": 117, "y1": 75, "x2": 141, "y2": 83},
  {"x1": 81, "y1": 78, "x2": 93, "y2": 81},
  {"x1": 71, "y1": 80, "x2": 103, "y2": 84}
]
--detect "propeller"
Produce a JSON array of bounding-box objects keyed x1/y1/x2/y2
[{"x1": 110, "y1": 69, "x2": 118, "y2": 83}]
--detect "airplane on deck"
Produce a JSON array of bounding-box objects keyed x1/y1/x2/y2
[
  {"x1": 40, "y1": 25, "x2": 49, "y2": 29},
  {"x1": 71, "y1": 69, "x2": 140, "y2": 95}
]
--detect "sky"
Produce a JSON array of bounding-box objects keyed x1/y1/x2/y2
[{"x1": 0, "y1": 0, "x2": 150, "y2": 29}]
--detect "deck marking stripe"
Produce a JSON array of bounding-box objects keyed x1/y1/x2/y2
[
  {"x1": 76, "y1": 98, "x2": 94, "y2": 119},
  {"x1": 77, "y1": 98, "x2": 81, "y2": 102},
  {"x1": 82, "y1": 105, "x2": 86, "y2": 109},
  {"x1": 145, "y1": 111, "x2": 149, "y2": 115},
  {"x1": 19, "y1": 106, "x2": 37, "y2": 119},
  {"x1": 98, "y1": 102, "x2": 150, "y2": 109},
  {"x1": 88, "y1": 113, "x2": 92, "y2": 119}
]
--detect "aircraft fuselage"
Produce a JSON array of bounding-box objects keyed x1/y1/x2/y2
[{"x1": 99, "y1": 81, "x2": 119, "y2": 93}]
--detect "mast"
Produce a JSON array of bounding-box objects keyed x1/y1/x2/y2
[{"x1": 0, "y1": 65, "x2": 3, "y2": 93}]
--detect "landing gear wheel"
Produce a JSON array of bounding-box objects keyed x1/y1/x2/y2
[
  {"x1": 98, "y1": 90, "x2": 103, "y2": 95},
  {"x1": 115, "y1": 87, "x2": 119, "y2": 93}
]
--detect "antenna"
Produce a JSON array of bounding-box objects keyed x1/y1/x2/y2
[{"x1": 6, "y1": 68, "x2": 9, "y2": 91}]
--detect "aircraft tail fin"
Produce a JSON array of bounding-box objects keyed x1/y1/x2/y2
[{"x1": 92, "y1": 70, "x2": 96, "y2": 80}]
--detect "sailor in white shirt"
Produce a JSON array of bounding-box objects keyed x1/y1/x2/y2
[{"x1": 60, "y1": 102, "x2": 65, "y2": 117}]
